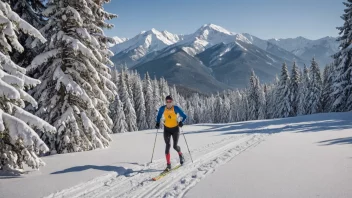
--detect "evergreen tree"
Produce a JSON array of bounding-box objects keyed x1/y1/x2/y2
[
  {"x1": 111, "y1": 94, "x2": 128, "y2": 133},
  {"x1": 27, "y1": 0, "x2": 116, "y2": 153},
  {"x1": 221, "y1": 94, "x2": 231, "y2": 122},
  {"x1": 213, "y1": 94, "x2": 223, "y2": 123},
  {"x1": 133, "y1": 75, "x2": 148, "y2": 130},
  {"x1": 275, "y1": 63, "x2": 291, "y2": 118},
  {"x1": 322, "y1": 64, "x2": 334, "y2": 112},
  {"x1": 298, "y1": 65, "x2": 310, "y2": 115},
  {"x1": 143, "y1": 73, "x2": 154, "y2": 128},
  {"x1": 331, "y1": 0, "x2": 352, "y2": 111},
  {"x1": 153, "y1": 77, "x2": 162, "y2": 112},
  {"x1": 289, "y1": 62, "x2": 301, "y2": 116},
  {"x1": 124, "y1": 70, "x2": 134, "y2": 108},
  {"x1": 119, "y1": 71, "x2": 137, "y2": 132},
  {"x1": 0, "y1": 1, "x2": 55, "y2": 173},
  {"x1": 159, "y1": 77, "x2": 170, "y2": 100},
  {"x1": 307, "y1": 58, "x2": 323, "y2": 114},
  {"x1": 248, "y1": 70, "x2": 265, "y2": 120}
]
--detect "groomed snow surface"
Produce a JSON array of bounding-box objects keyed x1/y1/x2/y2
[{"x1": 1, "y1": 112, "x2": 352, "y2": 198}]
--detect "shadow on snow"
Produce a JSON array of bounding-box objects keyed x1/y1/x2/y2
[
  {"x1": 318, "y1": 137, "x2": 352, "y2": 146},
  {"x1": 51, "y1": 164, "x2": 160, "y2": 175},
  {"x1": 184, "y1": 112, "x2": 352, "y2": 136}
]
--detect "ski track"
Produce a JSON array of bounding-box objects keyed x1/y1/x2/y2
[{"x1": 44, "y1": 133, "x2": 268, "y2": 198}]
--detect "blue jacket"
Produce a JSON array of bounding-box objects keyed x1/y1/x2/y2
[{"x1": 156, "y1": 105, "x2": 187, "y2": 123}]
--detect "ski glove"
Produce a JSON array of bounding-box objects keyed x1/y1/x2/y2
[
  {"x1": 155, "y1": 123, "x2": 160, "y2": 129},
  {"x1": 178, "y1": 121, "x2": 184, "y2": 127}
]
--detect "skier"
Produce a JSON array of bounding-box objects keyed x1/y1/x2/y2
[{"x1": 156, "y1": 95, "x2": 187, "y2": 171}]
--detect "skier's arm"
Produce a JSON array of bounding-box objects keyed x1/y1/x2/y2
[
  {"x1": 175, "y1": 106, "x2": 187, "y2": 123},
  {"x1": 156, "y1": 106, "x2": 165, "y2": 124}
]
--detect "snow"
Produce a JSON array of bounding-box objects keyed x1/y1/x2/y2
[
  {"x1": 266, "y1": 54, "x2": 277, "y2": 62},
  {"x1": 186, "y1": 115, "x2": 352, "y2": 198},
  {"x1": 268, "y1": 36, "x2": 339, "y2": 57},
  {"x1": 1, "y1": 112, "x2": 352, "y2": 198},
  {"x1": 176, "y1": 24, "x2": 251, "y2": 55},
  {"x1": 110, "y1": 28, "x2": 182, "y2": 56}
]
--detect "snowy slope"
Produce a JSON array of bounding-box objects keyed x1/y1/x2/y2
[
  {"x1": 186, "y1": 113, "x2": 352, "y2": 198},
  {"x1": 1, "y1": 112, "x2": 352, "y2": 198}
]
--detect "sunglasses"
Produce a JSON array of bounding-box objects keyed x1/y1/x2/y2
[{"x1": 166, "y1": 100, "x2": 173, "y2": 103}]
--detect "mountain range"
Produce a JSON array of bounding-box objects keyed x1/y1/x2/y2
[{"x1": 110, "y1": 24, "x2": 339, "y2": 93}]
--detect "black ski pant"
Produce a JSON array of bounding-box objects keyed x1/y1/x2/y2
[{"x1": 164, "y1": 126, "x2": 181, "y2": 154}]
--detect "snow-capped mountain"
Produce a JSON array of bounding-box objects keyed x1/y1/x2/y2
[
  {"x1": 242, "y1": 33, "x2": 307, "y2": 66},
  {"x1": 268, "y1": 36, "x2": 339, "y2": 66},
  {"x1": 132, "y1": 47, "x2": 230, "y2": 93},
  {"x1": 113, "y1": 36, "x2": 128, "y2": 45},
  {"x1": 110, "y1": 23, "x2": 338, "y2": 92},
  {"x1": 110, "y1": 28, "x2": 183, "y2": 68},
  {"x1": 108, "y1": 36, "x2": 128, "y2": 47},
  {"x1": 196, "y1": 41, "x2": 303, "y2": 88},
  {"x1": 175, "y1": 24, "x2": 251, "y2": 56}
]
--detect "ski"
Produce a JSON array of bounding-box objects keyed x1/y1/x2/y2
[{"x1": 152, "y1": 164, "x2": 182, "y2": 181}]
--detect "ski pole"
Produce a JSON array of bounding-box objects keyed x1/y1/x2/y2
[
  {"x1": 150, "y1": 129, "x2": 158, "y2": 163},
  {"x1": 181, "y1": 127, "x2": 194, "y2": 163}
]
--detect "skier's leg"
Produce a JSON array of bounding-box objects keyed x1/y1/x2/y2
[
  {"x1": 163, "y1": 126, "x2": 172, "y2": 165},
  {"x1": 172, "y1": 127, "x2": 185, "y2": 164},
  {"x1": 171, "y1": 127, "x2": 181, "y2": 153}
]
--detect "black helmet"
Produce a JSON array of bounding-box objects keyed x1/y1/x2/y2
[{"x1": 165, "y1": 95, "x2": 173, "y2": 101}]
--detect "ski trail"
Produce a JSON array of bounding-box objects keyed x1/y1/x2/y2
[
  {"x1": 44, "y1": 133, "x2": 268, "y2": 198},
  {"x1": 129, "y1": 134, "x2": 266, "y2": 198},
  {"x1": 77, "y1": 134, "x2": 249, "y2": 198}
]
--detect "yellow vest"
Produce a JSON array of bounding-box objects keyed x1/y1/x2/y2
[{"x1": 163, "y1": 106, "x2": 178, "y2": 128}]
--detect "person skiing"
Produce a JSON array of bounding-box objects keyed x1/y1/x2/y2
[{"x1": 156, "y1": 95, "x2": 187, "y2": 171}]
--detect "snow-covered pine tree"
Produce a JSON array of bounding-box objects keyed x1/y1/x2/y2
[
  {"x1": 221, "y1": 94, "x2": 231, "y2": 122},
  {"x1": 27, "y1": 0, "x2": 116, "y2": 153},
  {"x1": 119, "y1": 71, "x2": 137, "y2": 132},
  {"x1": 229, "y1": 90, "x2": 242, "y2": 122},
  {"x1": 263, "y1": 84, "x2": 270, "y2": 119},
  {"x1": 289, "y1": 62, "x2": 301, "y2": 117},
  {"x1": 132, "y1": 74, "x2": 147, "y2": 130},
  {"x1": 213, "y1": 94, "x2": 223, "y2": 123},
  {"x1": 331, "y1": 0, "x2": 352, "y2": 111},
  {"x1": 239, "y1": 89, "x2": 250, "y2": 121},
  {"x1": 153, "y1": 77, "x2": 162, "y2": 112},
  {"x1": 143, "y1": 73, "x2": 154, "y2": 128},
  {"x1": 159, "y1": 77, "x2": 170, "y2": 100},
  {"x1": 0, "y1": 1, "x2": 56, "y2": 173},
  {"x1": 275, "y1": 63, "x2": 291, "y2": 118},
  {"x1": 190, "y1": 93, "x2": 201, "y2": 123},
  {"x1": 186, "y1": 100, "x2": 194, "y2": 124},
  {"x1": 111, "y1": 67, "x2": 119, "y2": 85},
  {"x1": 322, "y1": 64, "x2": 334, "y2": 112},
  {"x1": 111, "y1": 94, "x2": 128, "y2": 133},
  {"x1": 306, "y1": 58, "x2": 323, "y2": 114},
  {"x1": 298, "y1": 65, "x2": 310, "y2": 115},
  {"x1": 265, "y1": 76, "x2": 279, "y2": 119},
  {"x1": 124, "y1": 70, "x2": 134, "y2": 108},
  {"x1": 248, "y1": 70, "x2": 265, "y2": 120}
]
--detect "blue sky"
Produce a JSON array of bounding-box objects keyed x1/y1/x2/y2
[{"x1": 104, "y1": 0, "x2": 344, "y2": 40}]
